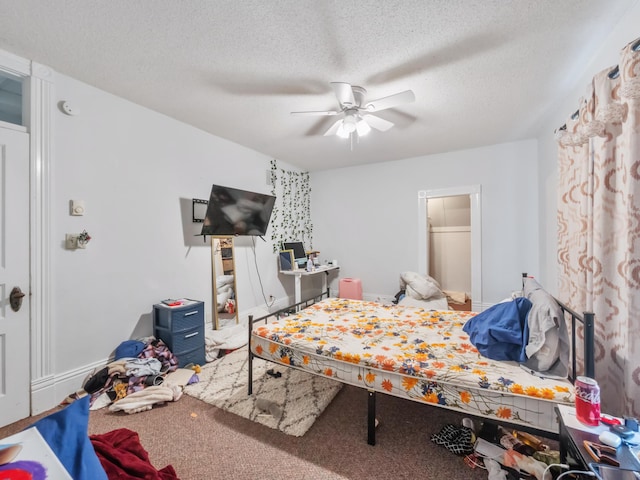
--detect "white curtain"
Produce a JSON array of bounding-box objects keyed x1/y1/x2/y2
[{"x1": 556, "y1": 37, "x2": 640, "y2": 417}]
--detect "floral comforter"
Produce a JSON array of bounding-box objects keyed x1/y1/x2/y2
[{"x1": 251, "y1": 298, "x2": 574, "y2": 432}]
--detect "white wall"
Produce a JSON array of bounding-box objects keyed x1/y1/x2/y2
[
  {"x1": 50, "y1": 73, "x2": 292, "y2": 382},
  {"x1": 311, "y1": 139, "x2": 539, "y2": 304},
  {"x1": 536, "y1": 2, "x2": 640, "y2": 293}
]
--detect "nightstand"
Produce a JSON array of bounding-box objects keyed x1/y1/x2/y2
[{"x1": 153, "y1": 300, "x2": 206, "y2": 367}]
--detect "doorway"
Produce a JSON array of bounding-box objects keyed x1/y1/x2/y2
[
  {"x1": 428, "y1": 195, "x2": 471, "y2": 310},
  {"x1": 0, "y1": 126, "x2": 30, "y2": 426},
  {"x1": 418, "y1": 186, "x2": 482, "y2": 312},
  {"x1": 1, "y1": 52, "x2": 54, "y2": 423}
]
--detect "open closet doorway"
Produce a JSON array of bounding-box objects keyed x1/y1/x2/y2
[{"x1": 418, "y1": 186, "x2": 482, "y2": 312}]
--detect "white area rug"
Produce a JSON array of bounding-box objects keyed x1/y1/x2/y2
[{"x1": 184, "y1": 346, "x2": 342, "y2": 437}]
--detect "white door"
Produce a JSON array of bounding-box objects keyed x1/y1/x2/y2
[{"x1": 0, "y1": 126, "x2": 30, "y2": 427}]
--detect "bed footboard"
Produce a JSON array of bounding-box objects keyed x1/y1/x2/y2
[{"x1": 247, "y1": 288, "x2": 330, "y2": 396}]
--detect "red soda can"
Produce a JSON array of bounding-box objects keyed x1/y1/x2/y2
[{"x1": 575, "y1": 376, "x2": 600, "y2": 426}]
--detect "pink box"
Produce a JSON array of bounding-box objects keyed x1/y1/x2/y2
[{"x1": 339, "y1": 278, "x2": 362, "y2": 300}]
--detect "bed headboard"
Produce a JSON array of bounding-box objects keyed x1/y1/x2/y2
[{"x1": 557, "y1": 300, "x2": 595, "y2": 381}]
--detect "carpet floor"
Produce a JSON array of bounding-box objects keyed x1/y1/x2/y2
[{"x1": 0, "y1": 385, "x2": 558, "y2": 479}]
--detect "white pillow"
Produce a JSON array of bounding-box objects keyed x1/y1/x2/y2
[
  {"x1": 400, "y1": 271, "x2": 443, "y2": 300},
  {"x1": 523, "y1": 278, "x2": 569, "y2": 377},
  {"x1": 217, "y1": 274, "x2": 234, "y2": 287}
]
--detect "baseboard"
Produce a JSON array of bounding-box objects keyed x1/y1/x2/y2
[
  {"x1": 30, "y1": 357, "x2": 110, "y2": 415},
  {"x1": 239, "y1": 296, "x2": 293, "y2": 322},
  {"x1": 29, "y1": 298, "x2": 292, "y2": 416},
  {"x1": 30, "y1": 374, "x2": 56, "y2": 415}
]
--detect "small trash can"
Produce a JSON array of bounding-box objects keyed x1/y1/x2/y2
[{"x1": 339, "y1": 278, "x2": 362, "y2": 300}]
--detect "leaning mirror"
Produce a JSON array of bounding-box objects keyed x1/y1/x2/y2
[{"x1": 211, "y1": 236, "x2": 238, "y2": 329}]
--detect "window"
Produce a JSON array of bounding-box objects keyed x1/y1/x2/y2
[{"x1": 0, "y1": 70, "x2": 24, "y2": 126}]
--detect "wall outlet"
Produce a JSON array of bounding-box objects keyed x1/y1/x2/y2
[
  {"x1": 65, "y1": 233, "x2": 88, "y2": 249},
  {"x1": 65, "y1": 234, "x2": 78, "y2": 249}
]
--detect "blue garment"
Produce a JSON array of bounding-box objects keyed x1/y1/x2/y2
[
  {"x1": 114, "y1": 339, "x2": 145, "y2": 360},
  {"x1": 462, "y1": 297, "x2": 532, "y2": 362}
]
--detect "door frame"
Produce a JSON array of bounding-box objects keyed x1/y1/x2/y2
[
  {"x1": 418, "y1": 185, "x2": 482, "y2": 311},
  {"x1": 0, "y1": 48, "x2": 54, "y2": 415}
]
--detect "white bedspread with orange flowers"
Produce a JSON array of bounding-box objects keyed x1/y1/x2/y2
[{"x1": 250, "y1": 298, "x2": 574, "y2": 432}]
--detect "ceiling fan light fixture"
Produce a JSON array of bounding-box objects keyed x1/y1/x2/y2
[
  {"x1": 336, "y1": 123, "x2": 350, "y2": 139},
  {"x1": 356, "y1": 118, "x2": 371, "y2": 136},
  {"x1": 295, "y1": 82, "x2": 415, "y2": 140},
  {"x1": 342, "y1": 115, "x2": 357, "y2": 133}
]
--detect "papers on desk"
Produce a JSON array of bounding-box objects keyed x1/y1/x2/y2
[
  {"x1": 307, "y1": 265, "x2": 334, "y2": 272},
  {"x1": 558, "y1": 404, "x2": 610, "y2": 434},
  {"x1": 280, "y1": 264, "x2": 338, "y2": 275},
  {"x1": 557, "y1": 405, "x2": 640, "y2": 444}
]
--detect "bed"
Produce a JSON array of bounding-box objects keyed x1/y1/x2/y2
[{"x1": 247, "y1": 274, "x2": 594, "y2": 445}]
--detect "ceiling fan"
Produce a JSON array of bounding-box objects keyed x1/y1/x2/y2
[{"x1": 291, "y1": 82, "x2": 415, "y2": 139}]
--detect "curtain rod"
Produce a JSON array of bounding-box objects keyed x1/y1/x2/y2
[
  {"x1": 556, "y1": 36, "x2": 640, "y2": 133},
  {"x1": 607, "y1": 38, "x2": 640, "y2": 80}
]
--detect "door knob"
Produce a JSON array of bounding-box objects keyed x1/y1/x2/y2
[{"x1": 10, "y1": 287, "x2": 26, "y2": 312}]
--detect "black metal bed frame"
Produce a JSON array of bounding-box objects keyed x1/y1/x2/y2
[
  {"x1": 247, "y1": 280, "x2": 596, "y2": 446},
  {"x1": 247, "y1": 288, "x2": 331, "y2": 396},
  {"x1": 558, "y1": 300, "x2": 595, "y2": 381}
]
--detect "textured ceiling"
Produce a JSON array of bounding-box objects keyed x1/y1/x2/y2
[{"x1": 0, "y1": 1, "x2": 637, "y2": 171}]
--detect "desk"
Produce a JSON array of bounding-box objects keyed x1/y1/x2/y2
[
  {"x1": 280, "y1": 265, "x2": 339, "y2": 304},
  {"x1": 556, "y1": 405, "x2": 640, "y2": 476}
]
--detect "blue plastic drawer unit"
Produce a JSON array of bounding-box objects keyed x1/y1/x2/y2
[{"x1": 153, "y1": 300, "x2": 206, "y2": 368}]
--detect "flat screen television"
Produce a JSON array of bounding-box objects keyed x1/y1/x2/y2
[{"x1": 200, "y1": 184, "x2": 276, "y2": 237}]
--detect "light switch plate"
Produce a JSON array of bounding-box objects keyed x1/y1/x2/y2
[{"x1": 71, "y1": 200, "x2": 85, "y2": 216}]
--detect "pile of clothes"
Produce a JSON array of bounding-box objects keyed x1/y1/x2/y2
[{"x1": 67, "y1": 337, "x2": 200, "y2": 414}]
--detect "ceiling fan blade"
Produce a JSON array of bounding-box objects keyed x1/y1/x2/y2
[
  {"x1": 361, "y1": 114, "x2": 394, "y2": 132},
  {"x1": 330, "y1": 82, "x2": 356, "y2": 107},
  {"x1": 365, "y1": 90, "x2": 415, "y2": 112},
  {"x1": 324, "y1": 119, "x2": 343, "y2": 136},
  {"x1": 291, "y1": 110, "x2": 340, "y2": 116}
]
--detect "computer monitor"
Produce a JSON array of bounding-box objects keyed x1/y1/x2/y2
[{"x1": 283, "y1": 242, "x2": 307, "y2": 266}]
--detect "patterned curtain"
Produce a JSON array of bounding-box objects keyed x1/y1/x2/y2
[{"x1": 557, "y1": 38, "x2": 640, "y2": 417}]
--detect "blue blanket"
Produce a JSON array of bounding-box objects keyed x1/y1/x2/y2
[{"x1": 462, "y1": 297, "x2": 531, "y2": 362}]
